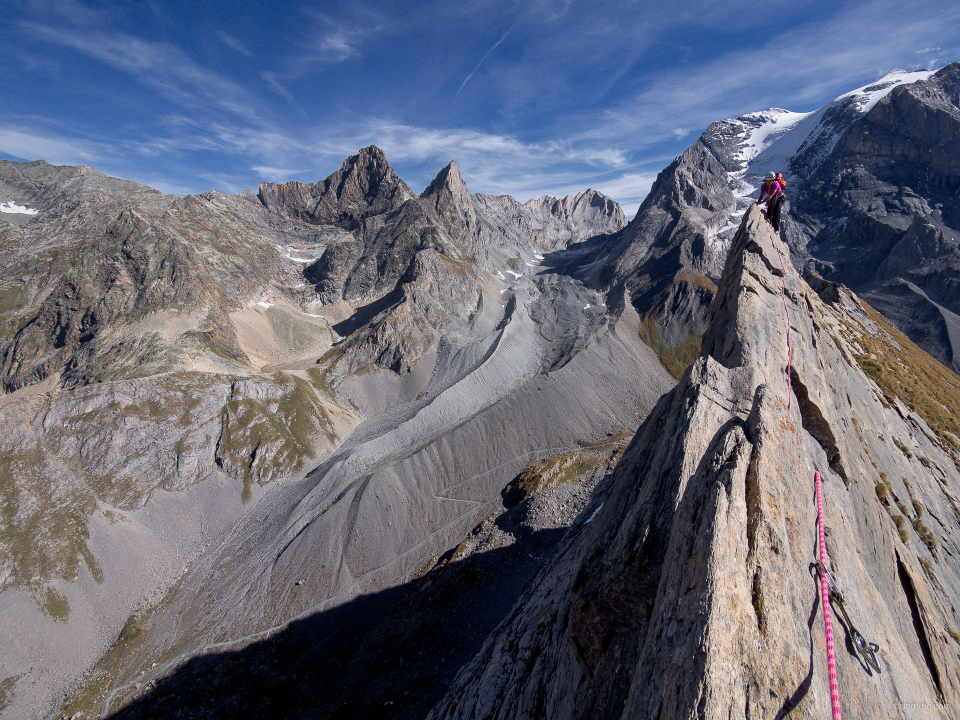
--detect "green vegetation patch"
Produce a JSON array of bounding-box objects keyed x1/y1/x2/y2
[
  {"x1": 502, "y1": 448, "x2": 606, "y2": 507},
  {"x1": 216, "y1": 373, "x2": 339, "y2": 493},
  {"x1": 41, "y1": 587, "x2": 70, "y2": 622},
  {"x1": 852, "y1": 303, "x2": 960, "y2": 458},
  {"x1": 875, "y1": 479, "x2": 891, "y2": 500},
  {"x1": 893, "y1": 514, "x2": 910, "y2": 543},
  {"x1": 0, "y1": 675, "x2": 19, "y2": 713},
  {"x1": 893, "y1": 436, "x2": 913, "y2": 459},
  {"x1": 913, "y1": 518, "x2": 939, "y2": 554},
  {"x1": 640, "y1": 315, "x2": 702, "y2": 381}
]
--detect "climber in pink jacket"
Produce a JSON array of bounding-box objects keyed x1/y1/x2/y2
[{"x1": 756, "y1": 171, "x2": 785, "y2": 231}]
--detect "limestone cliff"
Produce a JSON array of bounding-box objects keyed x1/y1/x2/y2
[{"x1": 430, "y1": 205, "x2": 960, "y2": 719}]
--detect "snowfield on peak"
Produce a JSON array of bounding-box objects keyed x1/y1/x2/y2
[
  {"x1": 0, "y1": 199, "x2": 38, "y2": 214},
  {"x1": 732, "y1": 108, "x2": 813, "y2": 167},
  {"x1": 728, "y1": 68, "x2": 935, "y2": 196},
  {"x1": 835, "y1": 68, "x2": 936, "y2": 113}
]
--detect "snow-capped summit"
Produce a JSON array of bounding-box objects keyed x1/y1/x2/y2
[
  {"x1": 835, "y1": 67, "x2": 936, "y2": 113},
  {"x1": 710, "y1": 67, "x2": 938, "y2": 210}
]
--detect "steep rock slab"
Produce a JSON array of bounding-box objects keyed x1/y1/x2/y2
[{"x1": 429, "y1": 205, "x2": 960, "y2": 719}]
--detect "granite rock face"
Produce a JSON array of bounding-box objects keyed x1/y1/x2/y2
[{"x1": 430, "y1": 205, "x2": 960, "y2": 720}]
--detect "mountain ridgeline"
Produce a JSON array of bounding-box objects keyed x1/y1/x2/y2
[
  {"x1": 0, "y1": 63, "x2": 958, "y2": 720},
  {"x1": 0, "y1": 143, "x2": 658, "y2": 719}
]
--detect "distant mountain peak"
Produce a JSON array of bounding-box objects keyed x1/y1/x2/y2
[
  {"x1": 257, "y1": 145, "x2": 414, "y2": 227},
  {"x1": 341, "y1": 145, "x2": 392, "y2": 176},
  {"x1": 422, "y1": 159, "x2": 471, "y2": 205}
]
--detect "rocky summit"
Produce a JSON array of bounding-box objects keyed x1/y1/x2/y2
[{"x1": 1, "y1": 65, "x2": 960, "y2": 720}]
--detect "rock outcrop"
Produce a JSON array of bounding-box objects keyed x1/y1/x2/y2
[
  {"x1": 430, "y1": 205, "x2": 960, "y2": 719},
  {"x1": 472, "y1": 189, "x2": 625, "y2": 264},
  {"x1": 257, "y1": 146, "x2": 416, "y2": 229},
  {"x1": 551, "y1": 138, "x2": 733, "y2": 377}
]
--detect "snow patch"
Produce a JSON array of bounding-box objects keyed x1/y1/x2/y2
[
  {"x1": 506, "y1": 270, "x2": 522, "y2": 279},
  {"x1": 584, "y1": 502, "x2": 604, "y2": 525},
  {"x1": 0, "y1": 200, "x2": 38, "y2": 215},
  {"x1": 584, "y1": 304, "x2": 591, "y2": 310},
  {"x1": 729, "y1": 69, "x2": 933, "y2": 198},
  {"x1": 732, "y1": 109, "x2": 813, "y2": 167},
  {"x1": 256, "y1": 302, "x2": 273, "y2": 309},
  {"x1": 534, "y1": 254, "x2": 544, "y2": 260},
  {"x1": 835, "y1": 68, "x2": 935, "y2": 114}
]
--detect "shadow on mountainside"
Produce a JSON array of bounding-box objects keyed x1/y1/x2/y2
[{"x1": 103, "y1": 522, "x2": 568, "y2": 720}]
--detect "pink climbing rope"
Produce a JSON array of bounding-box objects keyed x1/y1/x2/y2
[
  {"x1": 771, "y1": 233, "x2": 793, "y2": 411},
  {"x1": 816, "y1": 470, "x2": 843, "y2": 720}
]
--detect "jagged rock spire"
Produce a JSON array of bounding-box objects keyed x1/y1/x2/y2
[
  {"x1": 421, "y1": 159, "x2": 478, "y2": 239},
  {"x1": 257, "y1": 145, "x2": 415, "y2": 228}
]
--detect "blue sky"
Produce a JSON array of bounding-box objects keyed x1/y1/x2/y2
[{"x1": 1, "y1": 0, "x2": 958, "y2": 213}]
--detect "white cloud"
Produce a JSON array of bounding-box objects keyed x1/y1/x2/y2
[
  {"x1": 216, "y1": 30, "x2": 253, "y2": 57},
  {"x1": 318, "y1": 30, "x2": 355, "y2": 60},
  {"x1": 0, "y1": 125, "x2": 99, "y2": 165},
  {"x1": 458, "y1": 20, "x2": 516, "y2": 94},
  {"x1": 590, "y1": 172, "x2": 659, "y2": 212},
  {"x1": 129, "y1": 178, "x2": 196, "y2": 196},
  {"x1": 24, "y1": 23, "x2": 261, "y2": 122},
  {"x1": 251, "y1": 165, "x2": 308, "y2": 183},
  {"x1": 591, "y1": 0, "x2": 960, "y2": 148},
  {"x1": 260, "y1": 71, "x2": 299, "y2": 106},
  {"x1": 291, "y1": 9, "x2": 386, "y2": 69}
]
